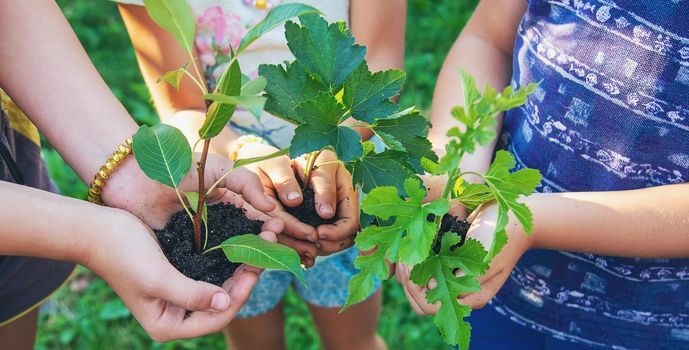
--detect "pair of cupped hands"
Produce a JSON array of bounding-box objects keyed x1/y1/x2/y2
[{"x1": 87, "y1": 141, "x2": 356, "y2": 342}]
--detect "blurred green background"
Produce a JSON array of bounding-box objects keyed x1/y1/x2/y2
[{"x1": 37, "y1": 0, "x2": 478, "y2": 349}]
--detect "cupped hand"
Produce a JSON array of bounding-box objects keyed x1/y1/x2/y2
[
  {"x1": 83, "y1": 206, "x2": 280, "y2": 342},
  {"x1": 100, "y1": 152, "x2": 275, "y2": 229}
]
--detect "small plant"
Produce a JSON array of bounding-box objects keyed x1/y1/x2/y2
[
  {"x1": 130, "y1": 0, "x2": 322, "y2": 285},
  {"x1": 259, "y1": 13, "x2": 541, "y2": 349}
]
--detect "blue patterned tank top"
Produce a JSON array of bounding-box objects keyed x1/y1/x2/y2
[{"x1": 496, "y1": 1, "x2": 689, "y2": 349}]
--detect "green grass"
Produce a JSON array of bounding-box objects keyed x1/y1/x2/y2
[{"x1": 37, "y1": 1, "x2": 478, "y2": 349}]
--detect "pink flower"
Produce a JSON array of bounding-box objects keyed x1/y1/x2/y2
[
  {"x1": 199, "y1": 52, "x2": 216, "y2": 67},
  {"x1": 196, "y1": 6, "x2": 246, "y2": 51}
]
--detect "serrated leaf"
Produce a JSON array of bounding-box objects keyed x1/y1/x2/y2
[
  {"x1": 421, "y1": 157, "x2": 439, "y2": 175},
  {"x1": 372, "y1": 111, "x2": 437, "y2": 171},
  {"x1": 289, "y1": 92, "x2": 362, "y2": 161},
  {"x1": 237, "y1": 3, "x2": 319, "y2": 54},
  {"x1": 410, "y1": 234, "x2": 487, "y2": 349},
  {"x1": 482, "y1": 150, "x2": 541, "y2": 259},
  {"x1": 132, "y1": 124, "x2": 192, "y2": 189},
  {"x1": 259, "y1": 62, "x2": 323, "y2": 124},
  {"x1": 360, "y1": 178, "x2": 450, "y2": 265},
  {"x1": 241, "y1": 76, "x2": 267, "y2": 96},
  {"x1": 200, "y1": 59, "x2": 241, "y2": 139},
  {"x1": 203, "y1": 93, "x2": 266, "y2": 120},
  {"x1": 143, "y1": 0, "x2": 195, "y2": 56},
  {"x1": 219, "y1": 234, "x2": 306, "y2": 286},
  {"x1": 350, "y1": 150, "x2": 418, "y2": 194},
  {"x1": 285, "y1": 14, "x2": 366, "y2": 87},
  {"x1": 342, "y1": 62, "x2": 405, "y2": 123},
  {"x1": 453, "y1": 178, "x2": 494, "y2": 211}
]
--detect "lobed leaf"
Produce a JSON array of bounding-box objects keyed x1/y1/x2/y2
[
  {"x1": 259, "y1": 62, "x2": 323, "y2": 124},
  {"x1": 372, "y1": 111, "x2": 437, "y2": 171},
  {"x1": 132, "y1": 124, "x2": 192, "y2": 189},
  {"x1": 285, "y1": 14, "x2": 366, "y2": 88},
  {"x1": 350, "y1": 150, "x2": 418, "y2": 195},
  {"x1": 342, "y1": 62, "x2": 405, "y2": 123}
]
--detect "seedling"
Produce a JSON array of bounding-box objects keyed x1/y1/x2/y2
[
  {"x1": 260, "y1": 13, "x2": 542, "y2": 349},
  {"x1": 130, "y1": 0, "x2": 322, "y2": 285}
]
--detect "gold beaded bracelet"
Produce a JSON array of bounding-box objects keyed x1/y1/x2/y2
[{"x1": 87, "y1": 138, "x2": 134, "y2": 205}]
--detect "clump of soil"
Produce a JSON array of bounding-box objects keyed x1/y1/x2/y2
[
  {"x1": 285, "y1": 178, "x2": 338, "y2": 227},
  {"x1": 155, "y1": 203, "x2": 263, "y2": 286},
  {"x1": 429, "y1": 214, "x2": 470, "y2": 253}
]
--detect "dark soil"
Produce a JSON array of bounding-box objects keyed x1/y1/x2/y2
[
  {"x1": 155, "y1": 203, "x2": 264, "y2": 286},
  {"x1": 285, "y1": 178, "x2": 338, "y2": 227},
  {"x1": 429, "y1": 214, "x2": 470, "y2": 253}
]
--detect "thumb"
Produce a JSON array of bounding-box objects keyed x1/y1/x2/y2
[{"x1": 155, "y1": 269, "x2": 231, "y2": 312}]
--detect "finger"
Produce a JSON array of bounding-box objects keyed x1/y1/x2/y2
[
  {"x1": 267, "y1": 197, "x2": 318, "y2": 242},
  {"x1": 150, "y1": 268, "x2": 232, "y2": 313},
  {"x1": 310, "y1": 163, "x2": 338, "y2": 219},
  {"x1": 277, "y1": 234, "x2": 317, "y2": 264},
  {"x1": 216, "y1": 166, "x2": 275, "y2": 213},
  {"x1": 316, "y1": 236, "x2": 355, "y2": 256},
  {"x1": 458, "y1": 275, "x2": 503, "y2": 310},
  {"x1": 260, "y1": 158, "x2": 304, "y2": 207},
  {"x1": 401, "y1": 281, "x2": 427, "y2": 315},
  {"x1": 316, "y1": 166, "x2": 359, "y2": 241}
]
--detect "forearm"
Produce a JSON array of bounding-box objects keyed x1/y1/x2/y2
[
  {"x1": 527, "y1": 184, "x2": 689, "y2": 258},
  {"x1": 0, "y1": 0, "x2": 138, "y2": 182},
  {"x1": 0, "y1": 181, "x2": 123, "y2": 264}
]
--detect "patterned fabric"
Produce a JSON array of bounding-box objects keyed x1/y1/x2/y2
[
  {"x1": 495, "y1": 1, "x2": 689, "y2": 349},
  {"x1": 0, "y1": 90, "x2": 75, "y2": 326},
  {"x1": 237, "y1": 247, "x2": 380, "y2": 317}
]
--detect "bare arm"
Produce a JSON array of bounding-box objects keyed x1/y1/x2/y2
[
  {"x1": 0, "y1": 0, "x2": 138, "y2": 181},
  {"x1": 118, "y1": 4, "x2": 239, "y2": 155},
  {"x1": 429, "y1": 0, "x2": 526, "y2": 175}
]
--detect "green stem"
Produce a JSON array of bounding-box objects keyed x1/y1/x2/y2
[
  {"x1": 302, "y1": 150, "x2": 323, "y2": 190},
  {"x1": 175, "y1": 188, "x2": 194, "y2": 223},
  {"x1": 202, "y1": 245, "x2": 222, "y2": 255},
  {"x1": 182, "y1": 67, "x2": 208, "y2": 95}
]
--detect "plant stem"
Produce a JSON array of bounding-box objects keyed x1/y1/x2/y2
[
  {"x1": 302, "y1": 150, "x2": 323, "y2": 190},
  {"x1": 175, "y1": 188, "x2": 195, "y2": 223},
  {"x1": 182, "y1": 67, "x2": 208, "y2": 95},
  {"x1": 202, "y1": 245, "x2": 222, "y2": 255},
  {"x1": 194, "y1": 139, "x2": 211, "y2": 253}
]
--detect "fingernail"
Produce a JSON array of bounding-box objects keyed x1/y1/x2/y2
[
  {"x1": 428, "y1": 279, "x2": 438, "y2": 289},
  {"x1": 211, "y1": 292, "x2": 230, "y2": 311},
  {"x1": 286, "y1": 191, "x2": 301, "y2": 201},
  {"x1": 315, "y1": 241, "x2": 322, "y2": 249},
  {"x1": 320, "y1": 204, "x2": 334, "y2": 216},
  {"x1": 305, "y1": 233, "x2": 315, "y2": 242}
]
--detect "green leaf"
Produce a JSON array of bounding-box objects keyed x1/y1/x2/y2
[
  {"x1": 203, "y1": 93, "x2": 266, "y2": 120},
  {"x1": 372, "y1": 111, "x2": 437, "y2": 171},
  {"x1": 99, "y1": 299, "x2": 131, "y2": 321},
  {"x1": 285, "y1": 14, "x2": 366, "y2": 87},
  {"x1": 233, "y1": 148, "x2": 290, "y2": 169},
  {"x1": 237, "y1": 3, "x2": 319, "y2": 54},
  {"x1": 184, "y1": 192, "x2": 207, "y2": 224},
  {"x1": 289, "y1": 92, "x2": 362, "y2": 161},
  {"x1": 350, "y1": 150, "x2": 418, "y2": 194},
  {"x1": 241, "y1": 76, "x2": 267, "y2": 96},
  {"x1": 482, "y1": 150, "x2": 541, "y2": 260},
  {"x1": 410, "y1": 234, "x2": 487, "y2": 349},
  {"x1": 132, "y1": 124, "x2": 192, "y2": 188},
  {"x1": 157, "y1": 62, "x2": 189, "y2": 89},
  {"x1": 342, "y1": 62, "x2": 405, "y2": 123},
  {"x1": 200, "y1": 59, "x2": 241, "y2": 139},
  {"x1": 453, "y1": 178, "x2": 494, "y2": 211},
  {"x1": 259, "y1": 62, "x2": 323, "y2": 124},
  {"x1": 421, "y1": 157, "x2": 439, "y2": 175},
  {"x1": 219, "y1": 234, "x2": 306, "y2": 286},
  {"x1": 143, "y1": 0, "x2": 195, "y2": 56},
  {"x1": 360, "y1": 178, "x2": 450, "y2": 265}
]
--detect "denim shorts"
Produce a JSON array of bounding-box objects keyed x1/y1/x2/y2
[{"x1": 237, "y1": 247, "x2": 380, "y2": 317}]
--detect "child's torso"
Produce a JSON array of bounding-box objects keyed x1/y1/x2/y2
[{"x1": 499, "y1": 1, "x2": 689, "y2": 348}]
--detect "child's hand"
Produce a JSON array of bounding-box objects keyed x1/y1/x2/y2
[
  {"x1": 86, "y1": 199, "x2": 282, "y2": 342},
  {"x1": 238, "y1": 143, "x2": 359, "y2": 259},
  {"x1": 236, "y1": 142, "x2": 319, "y2": 266},
  {"x1": 100, "y1": 152, "x2": 275, "y2": 229},
  {"x1": 396, "y1": 201, "x2": 532, "y2": 313}
]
